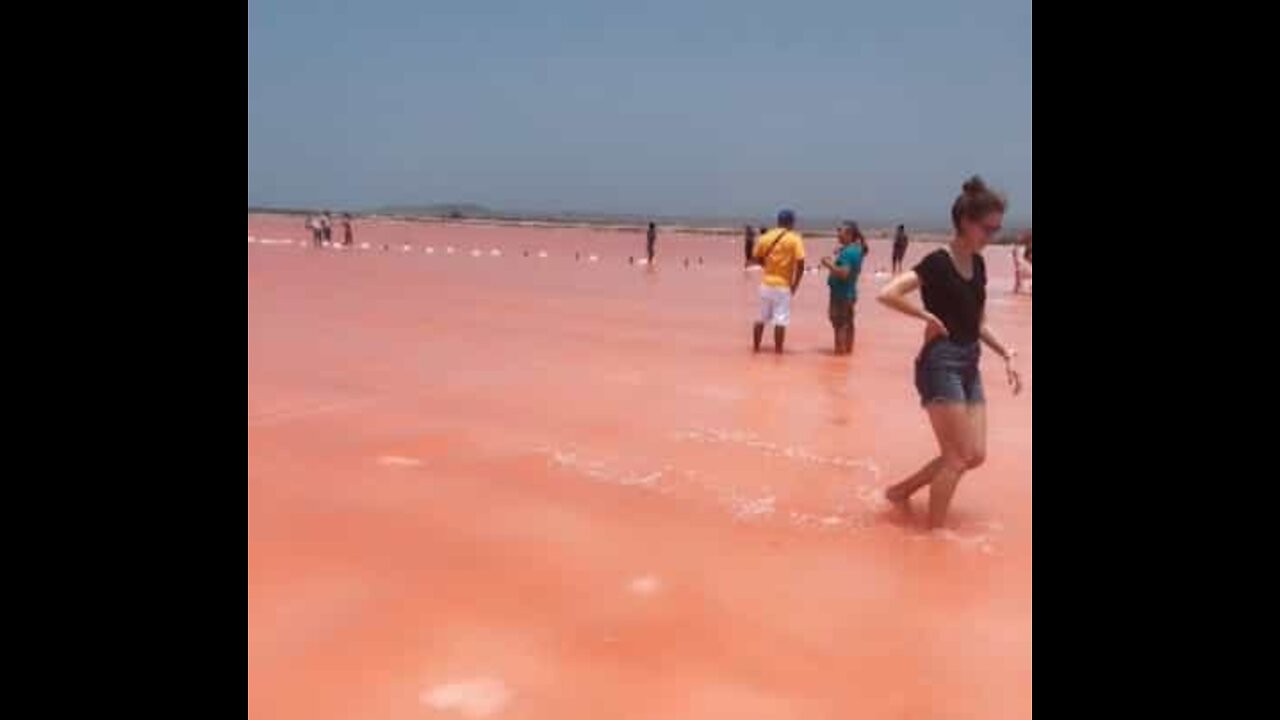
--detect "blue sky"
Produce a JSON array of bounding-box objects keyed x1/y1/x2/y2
[{"x1": 248, "y1": 0, "x2": 1031, "y2": 227}]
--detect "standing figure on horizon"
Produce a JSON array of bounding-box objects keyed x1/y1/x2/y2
[
  {"x1": 892, "y1": 224, "x2": 909, "y2": 274},
  {"x1": 306, "y1": 214, "x2": 322, "y2": 247},
  {"x1": 1013, "y1": 231, "x2": 1032, "y2": 293},
  {"x1": 320, "y1": 211, "x2": 333, "y2": 245}
]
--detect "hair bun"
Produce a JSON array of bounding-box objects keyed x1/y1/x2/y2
[{"x1": 962, "y1": 176, "x2": 988, "y2": 195}]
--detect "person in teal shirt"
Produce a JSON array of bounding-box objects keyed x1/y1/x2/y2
[{"x1": 821, "y1": 221, "x2": 866, "y2": 355}]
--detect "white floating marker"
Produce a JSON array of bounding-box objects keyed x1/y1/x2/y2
[
  {"x1": 490, "y1": 249, "x2": 501, "y2": 257},
  {"x1": 378, "y1": 455, "x2": 423, "y2": 467},
  {"x1": 446, "y1": 246, "x2": 455, "y2": 254},
  {"x1": 425, "y1": 246, "x2": 435, "y2": 254},
  {"x1": 247, "y1": 236, "x2": 256, "y2": 243},
  {"x1": 588, "y1": 254, "x2": 599, "y2": 262},
  {"x1": 628, "y1": 575, "x2": 661, "y2": 596},
  {"x1": 360, "y1": 242, "x2": 371, "y2": 250},
  {"x1": 419, "y1": 679, "x2": 510, "y2": 717},
  {"x1": 537, "y1": 250, "x2": 548, "y2": 258},
  {"x1": 402, "y1": 244, "x2": 411, "y2": 252},
  {"x1": 470, "y1": 249, "x2": 482, "y2": 257}
]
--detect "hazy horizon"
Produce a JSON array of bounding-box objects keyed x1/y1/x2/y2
[
  {"x1": 248, "y1": 202, "x2": 1026, "y2": 234},
  {"x1": 248, "y1": 0, "x2": 1032, "y2": 228}
]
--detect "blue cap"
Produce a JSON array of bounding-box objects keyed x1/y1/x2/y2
[{"x1": 777, "y1": 209, "x2": 796, "y2": 226}]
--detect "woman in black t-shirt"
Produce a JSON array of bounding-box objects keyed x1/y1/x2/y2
[{"x1": 876, "y1": 177, "x2": 1023, "y2": 530}]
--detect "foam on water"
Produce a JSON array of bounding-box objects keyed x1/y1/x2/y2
[{"x1": 419, "y1": 678, "x2": 510, "y2": 717}]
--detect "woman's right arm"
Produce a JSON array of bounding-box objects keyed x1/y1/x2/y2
[{"x1": 877, "y1": 271, "x2": 947, "y2": 337}]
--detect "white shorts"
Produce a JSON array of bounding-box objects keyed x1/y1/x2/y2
[{"x1": 757, "y1": 285, "x2": 792, "y2": 327}]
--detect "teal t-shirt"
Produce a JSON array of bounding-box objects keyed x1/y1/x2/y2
[{"x1": 827, "y1": 244, "x2": 864, "y2": 301}]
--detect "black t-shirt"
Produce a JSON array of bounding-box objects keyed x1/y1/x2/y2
[{"x1": 914, "y1": 248, "x2": 986, "y2": 344}]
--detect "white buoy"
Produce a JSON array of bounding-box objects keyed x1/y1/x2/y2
[
  {"x1": 402, "y1": 244, "x2": 411, "y2": 252},
  {"x1": 588, "y1": 254, "x2": 599, "y2": 262},
  {"x1": 425, "y1": 247, "x2": 435, "y2": 254},
  {"x1": 537, "y1": 250, "x2": 548, "y2": 258},
  {"x1": 360, "y1": 242, "x2": 371, "y2": 250},
  {"x1": 446, "y1": 246, "x2": 455, "y2": 254},
  {"x1": 470, "y1": 249, "x2": 482, "y2": 257},
  {"x1": 490, "y1": 249, "x2": 501, "y2": 257},
  {"x1": 247, "y1": 236, "x2": 256, "y2": 243}
]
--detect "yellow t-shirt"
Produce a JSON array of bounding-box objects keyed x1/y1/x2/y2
[{"x1": 754, "y1": 229, "x2": 806, "y2": 288}]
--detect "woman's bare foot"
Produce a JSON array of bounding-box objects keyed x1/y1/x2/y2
[{"x1": 885, "y1": 485, "x2": 910, "y2": 506}]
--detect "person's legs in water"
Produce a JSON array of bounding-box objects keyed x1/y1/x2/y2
[
  {"x1": 647, "y1": 242, "x2": 655, "y2": 264},
  {"x1": 923, "y1": 403, "x2": 985, "y2": 529},
  {"x1": 885, "y1": 456, "x2": 944, "y2": 506},
  {"x1": 1012, "y1": 247, "x2": 1023, "y2": 293},
  {"x1": 885, "y1": 403, "x2": 979, "y2": 529},
  {"x1": 885, "y1": 353, "x2": 986, "y2": 528},
  {"x1": 771, "y1": 287, "x2": 791, "y2": 353},
  {"x1": 753, "y1": 286, "x2": 772, "y2": 352},
  {"x1": 756, "y1": 286, "x2": 789, "y2": 353},
  {"x1": 829, "y1": 297, "x2": 845, "y2": 354},
  {"x1": 833, "y1": 301, "x2": 855, "y2": 354},
  {"x1": 845, "y1": 304, "x2": 856, "y2": 353}
]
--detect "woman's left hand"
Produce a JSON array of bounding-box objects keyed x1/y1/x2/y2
[{"x1": 1004, "y1": 352, "x2": 1022, "y2": 396}]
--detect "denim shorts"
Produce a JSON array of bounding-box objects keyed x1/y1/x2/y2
[{"x1": 915, "y1": 339, "x2": 985, "y2": 406}]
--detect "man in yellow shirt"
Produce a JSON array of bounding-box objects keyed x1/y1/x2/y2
[{"x1": 751, "y1": 209, "x2": 806, "y2": 353}]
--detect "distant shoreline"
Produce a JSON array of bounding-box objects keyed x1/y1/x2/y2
[{"x1": 249, "y1": 208, "x2": 1025, "y2": 244}]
